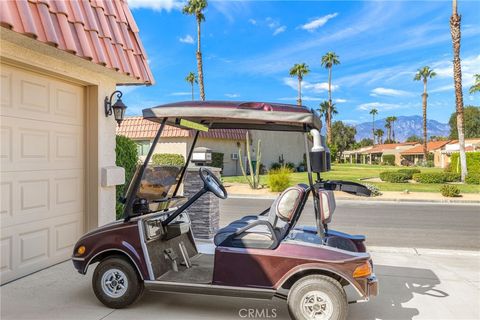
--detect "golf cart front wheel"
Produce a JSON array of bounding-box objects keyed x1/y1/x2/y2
[
  {"x1": 287, "y1": 275, "x2": 347, "y2": 320},
  {"x1": 92, "y1": 256, "x2": 144, "y2": 308}
]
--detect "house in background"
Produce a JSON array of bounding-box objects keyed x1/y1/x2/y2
[
  {"x1": 400, "y1": 140, "x2": 451, "y2": 166},
  {"x1": 343, "y1": 143, "x2": 419, "y2": 165},
  {"x1": 439, "y1": 138, "x2": 480, "y2": 168},
  {"x1": 0, "y1": 0, "x2": 152, "y2": 283}
]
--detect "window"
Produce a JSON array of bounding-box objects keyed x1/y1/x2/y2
[{"x1": 136, "y1": 140, "x2": 151, "y2": 156}]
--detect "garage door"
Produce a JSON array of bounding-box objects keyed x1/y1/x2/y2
[{"x1": 1, "y1": 64, "x2": 85, "y2": 284}]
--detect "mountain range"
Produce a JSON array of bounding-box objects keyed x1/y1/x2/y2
[{"x1": 353, "y1": 115, "x2": 450, "y2": 142}]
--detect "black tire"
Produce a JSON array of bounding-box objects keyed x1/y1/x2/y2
[
  {"x1": 92, "y1": 256, "x2": 144, "y2": 309},
  {"x1": 287, "y1": 275, "x2": 347, "y2": 320}
]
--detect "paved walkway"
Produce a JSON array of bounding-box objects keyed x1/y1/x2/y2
[{"x1": 1, "y1": 248, "x2": 479, "y2": 320}]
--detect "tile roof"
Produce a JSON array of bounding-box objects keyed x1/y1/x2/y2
[
  {"x1": 117, "y1": 117, "x2": 248, "y2": 141},
  {"x1": 0, "y1": 0, "x2": 153, "y2": 84},
  {"x1": 365, "y1": 142, "x2": 418, "y2": 154},
  {"x1": 401, "y1": 140, "x2": 451, "y2": 155}
]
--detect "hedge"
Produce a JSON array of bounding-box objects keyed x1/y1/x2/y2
[
  {"x1": 397, "y1": 168, "x2": 421, "y2": 179},
  {"x1": 152, "y1": 153, "x2": 185, "y2": 166},
  {"x1": 412, "y1": 172, "x2": 447, "y2": 184},
  {"x1": 115, "y1": 135, "x2": 139, "y2": 219},
  {"x1": 382, "y1": 154, "x2": 395, "y2": 166},
  {"x1": 211, "y1": 152, "x2": 224, "y2": 170},
  {"x1": 449, "y1": 152, "x2": 480, "y2": 174},
  {"x1": 440, "y1": 185, "x2": 460, "y2": 197},
  {"x1": 379, "y1": 171, "x2": 409, "y2": 183},
  {"x1": 466, "y1": 174, "x2": 480, "y2": 185}
]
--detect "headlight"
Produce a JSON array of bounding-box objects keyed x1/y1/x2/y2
[{"x1": 76, "y1": 245, "x2": 86, "y2": 255}]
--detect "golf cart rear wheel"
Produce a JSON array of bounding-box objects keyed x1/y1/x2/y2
[
  {"x1": 287, "y1": 275, "x2": 347, "y2": 320},
  {"x1": 93, "y1": 256, "x2": 144, "y2": 309}
]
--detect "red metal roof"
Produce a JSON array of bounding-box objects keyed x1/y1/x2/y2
[
  {"x1": 401, "y1": 140, "x2": 451, "y2": 155},
  {"x1": 0, "y1": 0, "x2": 153, "y2": 84},
  {"x1": 117, "y1": 117, "x2": 247, "y2": 140}
]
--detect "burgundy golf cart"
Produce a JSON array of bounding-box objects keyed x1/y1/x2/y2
[{"x1": 72, "y1": 101, "x2": 378, "y2": 320}]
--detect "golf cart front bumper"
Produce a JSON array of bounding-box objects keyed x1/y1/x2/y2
[{"x1": 354, "y1": 274, "x2": 378, "y2": 302}]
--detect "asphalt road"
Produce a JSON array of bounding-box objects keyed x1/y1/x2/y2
[{"x1": 219, "y1": 198, "x2": 480, "y2": 250}]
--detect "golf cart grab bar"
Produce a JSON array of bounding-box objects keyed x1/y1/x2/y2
[{"x1": 315, "y1": 180, "x2": 372, "y2": 197}]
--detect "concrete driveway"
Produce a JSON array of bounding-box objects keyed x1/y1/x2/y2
[{"x1": 1, "y1": 249, "x2": 479, "y2": 320}]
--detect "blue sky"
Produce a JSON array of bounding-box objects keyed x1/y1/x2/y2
[{"x1": 121, "y1": 0, "x2": 480, "y2": 124}]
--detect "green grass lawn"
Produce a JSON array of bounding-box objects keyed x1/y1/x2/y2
[{"x1": 223, "y1": 164, "x2": 480, "y2": 193}]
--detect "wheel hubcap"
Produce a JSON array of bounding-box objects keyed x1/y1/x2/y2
[
  {"x1": 300, "y1": 290, "x2": 333, "y2": 320},
  {"x1": 101, "y1": 268, "x2": 128, "y2": 298}
]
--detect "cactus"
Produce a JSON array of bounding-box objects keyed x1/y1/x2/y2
[{"x1": 238, "y1": 131, "x2": 262, "y2": 189}]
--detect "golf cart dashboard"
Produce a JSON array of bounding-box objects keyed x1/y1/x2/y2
[{"x1": 143, "y1": 211, "x2": 190, "y2": 241}]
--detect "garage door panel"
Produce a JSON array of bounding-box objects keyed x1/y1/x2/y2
[{"x1": 0, "y1": 63, "x2": 86, "y2": 284}]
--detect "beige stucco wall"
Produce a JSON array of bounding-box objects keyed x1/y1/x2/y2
[
  {"x1": 250, "y1": 130, "x2": 306, "y2": 169},
  {"x1": 1, "y1": 33, "x2": 126, "y2": 229}
]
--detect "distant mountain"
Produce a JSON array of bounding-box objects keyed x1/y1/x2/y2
[{"x1": 354, "y1": 115, "x2": 450, "y2": 142}]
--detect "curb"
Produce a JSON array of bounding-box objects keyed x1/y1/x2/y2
[
  {"x1": 368, "y1": 246, "x2": 480, "y2": 257},
  {"x1": 227, "y1": 194, "x2": 480, "y2": 204}
]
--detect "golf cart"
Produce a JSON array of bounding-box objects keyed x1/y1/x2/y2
[{"x1": 72, "y1": 101, "x2": 377, "y2": 320}]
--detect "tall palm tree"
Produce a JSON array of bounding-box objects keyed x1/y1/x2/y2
[
  {"x1": 185, "y1": 72, "x2": 197, "y2": 101},
  {"x1": 318, "y1": 100, "x2": 337, "y2": 125},
  {"x1": 289, "y1": 63, "x2": 310, "y2": 106},
  {"x1": 369, "y1": 108, "x2": 378, "y2": 145},
  {"x1": 414, "y1": 66, "x2": 436, "y2": 162},
  {"x1": 321, "y1": 52, "x2": 340, "y2": 144},
  {"x1": 451, "y1": 0, "x2": 467, "y2": 181},
  {"x1": 470, "y1": 74, "x2": 480, "y2": 94},
  {"x1": 384, "y1": 118, "x2": 392, "y2": 142},
  {"x1": 183, "y1": 0, "x2": 207, "y2": 101},
  {"x1": 391, "y1": 116, "x2": 398, "y2": 142},
  {"x1": 375, "y1": 129, "x2": 384, "y2": 145}
]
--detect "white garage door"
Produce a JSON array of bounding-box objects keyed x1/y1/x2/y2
[{"x1": 1, "y1": 64, "x2": 85, "y2": 284}]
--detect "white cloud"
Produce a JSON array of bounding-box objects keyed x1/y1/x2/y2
[
  {"x1": 370, "y1": 87, "x2": 411, "y2": 97},
  {"x1": 334, "y1": 98, "x2": 347, "y2": 103},
  {"x1": 225, "y1": 93, "x2": 240, "y2": 98},
  {"x1": 357, "y1": 102, "x2": 402, "y2": 111},
  {"x1": 432, "y1": 55, "x2": 479, "y2": 85},
  {"x1": 283, "y1": 78, "x2": 338, "y2": 93},
  {"x1": 273, "y1": 26, "x2": 286, "y2": 36},
  {"x1": 128, "y1": 0, "x2": 184, "y2": 11},
  {"x1": 300, "y1": 13, "x2": 338, "y2": 31},
  {"x1": 170, "y1": 92, "x2": 191, "y2": 96},
  {"x1": 248, "y1": 19, "x2": 257, "y2": 25},
  {"x1": 179, "y1": 35, "x2": 194, "y2": 44}
]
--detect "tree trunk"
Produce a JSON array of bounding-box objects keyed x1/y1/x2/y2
[
  {"x1": 196, "y1": 17, "x2": 205, "y2": 101},
  {"x1": 327, "y1": 67, "x2": 332, "y2": 144},
  {"x1": 191, "y1": 83, "x2": 194, "y2": 101},
  {"x1": 450, "y1": 1, "x2": 468, "y2": 181},
  {"x1": 422, "y1": 81, "x2": 428, "y2": 162},
  {"x1": 392, "y1": 122, "x2": 395, "y2": 141},
  {"x1": 297, "y1": 76, "x2": 302, "y2": 106},
  {"x1": 372, "y1": 115, "x2": 375, "y2": 145}
]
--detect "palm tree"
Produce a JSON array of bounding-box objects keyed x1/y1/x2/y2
[
  {"x1": 185, "y1": 72, "x2": 197, "y2": 101},
  {"x1": 391, "y1": 116, "x2": 398, "y2": 142},
  {"x1": 470, "y1": 74, "x2": 480, "y2": 94},
  {"x1": 384, "y1": 118, "x2": 392, "y2": 142},
  {"x1": 318, "y1": 100, "x2": 337, "y2": 125},
  {"x1": 321, "y1": 52, "x2": 340, "y2": 144},
  {"x1": 451, "y1": 0, "x2": 468, "y2": 182},
  {"x1": 289, "y1": 63, "x2": 310, "y2": 106},
  {"x1": 369, "y1": 108, "x2": 378, "y2": 145},
  {"x1": 374, "y1": 129, "x2": 384, "y2": 145},
  {"x1": 414, "y1": 66, "x2": 436, "y2": 162},
  {"x1": 183, "y1": 0, "x2": 207, "y2": 101}
]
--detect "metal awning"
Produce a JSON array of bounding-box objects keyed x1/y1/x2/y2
[{"x1": 142, "y1": 101, "x2": 322, "y2": 132}]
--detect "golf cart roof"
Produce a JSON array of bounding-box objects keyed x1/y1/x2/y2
[{"x1": 142, "y1": 101, "x2": 321, "y2": 132}]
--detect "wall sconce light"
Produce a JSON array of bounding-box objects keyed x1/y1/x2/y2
[{"x1": 105, "y1": 90, "x2": 127, "y2": 126}]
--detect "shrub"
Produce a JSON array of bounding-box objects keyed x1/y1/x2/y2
[
  {"x1": 211, "y1": 152, "x2": 224, "y2": 170},
  {"x1": 440, "y1": 185, "x2": 460, "y2": 197},
  {"x1": 397, "y1": 168, "x2": 421, "y2": 179},
  {"x1": 379, "y1": 171, "x2": 409, "y2": 183},
  {"x1": 449, "y1": 152, "x2": 480, "y2": 174},
  {"x1": 267, "y1": 167, "x2": 293, "y2": 192},
  {"x1": 466, "y1": 174, "x2": 480, "y2": 185},
  {"x1": 364, "y1": 183, "x2": 382, "y2": 197},
  {"x1": 382, "y1": 154, "x2": 395, "y2": 166},
  {"x1": 285, "y1": 162, "x2": 296, "y2": 171},
  {"x1": 115, "y1": 135, "x2": 139, "y2": 219},
  {"x1": 152, "y1": 153, "x2": 185, "y2": 166},
  {"x1": 270, "y1": 162, "x2": 282, "y2": 170},
  {"x1": 412, "y1": 172, "x2": 446, "y2": 184}
]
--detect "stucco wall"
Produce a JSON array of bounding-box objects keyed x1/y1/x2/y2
[{"x1": 1, "y1": 35, "x2": 125, "y2": 229}]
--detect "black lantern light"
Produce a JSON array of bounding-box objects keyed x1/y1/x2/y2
[{"x1": 105, "y1": 90, "x2": 127, "y2": 126}]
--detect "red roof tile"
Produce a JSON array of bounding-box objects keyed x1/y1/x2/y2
[
  {"x1": 0, "y1": 0, "x2": 153, "y2": 85},
  {"x1": 117, "y1": 117, "x2": 248, "y2": 141},
  {"x1": 401, "y1": 140, "x2": 451, "y2": 155},
  {"x1": 365, "y1": 142, "x2": 418, "y2": 154}
]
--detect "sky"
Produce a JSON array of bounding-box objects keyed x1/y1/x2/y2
[{"x1": 120, "y1": 0, "x2": 480, "y2": 125}]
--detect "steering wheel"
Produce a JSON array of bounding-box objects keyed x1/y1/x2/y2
[{"x1": 199, "y1": 167, "x2": 228, "y2": 199}]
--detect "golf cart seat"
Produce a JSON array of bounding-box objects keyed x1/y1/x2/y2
[{"x1": 214, "y1": 184, "x2": 308, "y2": 249}]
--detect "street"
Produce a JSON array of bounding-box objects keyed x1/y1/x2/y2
[{"x1": 220, "y1": 198, "x2": 480, "y2": 250}]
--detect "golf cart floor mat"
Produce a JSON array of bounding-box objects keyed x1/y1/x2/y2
[{"x1": 156, "y1": 253, "x2": 214, "y2": 284}]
